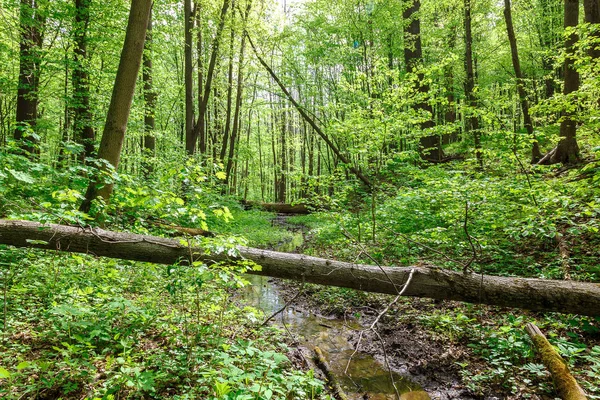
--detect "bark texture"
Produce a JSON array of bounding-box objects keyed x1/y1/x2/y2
[
  {"x1": 1, "y1": 219, "x2": 599, "y2": 317},
  {"x1": 525, "y1": 323, "x2": 588, "y2": 400},
  {"x1": 79, "y1": 0, "x2": 152, "y2": 212}
]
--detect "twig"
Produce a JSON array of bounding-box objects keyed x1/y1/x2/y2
[{"x1": 373, "y1": 329, "x2": 400, "y2": 400}]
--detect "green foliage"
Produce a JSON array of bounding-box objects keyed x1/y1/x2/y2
[{"x1": 0, "y1": 247, "x2": 326, "y2": 399}]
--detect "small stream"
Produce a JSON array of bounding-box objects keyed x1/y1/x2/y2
[{"x1": 239, "y1": 216, "x2": 425, "y2": 400}]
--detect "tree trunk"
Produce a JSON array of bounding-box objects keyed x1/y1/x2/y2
[
  {"x1": 79, "y1": 0, "x2": 152, "y2": 213},
  {"x1": 403, "y1": 0, "x2": 443, "y2": 161},
  {"x1": 14, "y1": 0, "x2": 45, "y2": 159},
  {"x1": 278, "y1": 109, "x2": 287, "y2": 202},
  {"x1": 503, "y1": 0, "x2": 543, "y2": 163},
  {"x1": 1, "y1": 219, "x2": 600, "y2": 317},
  {"x1": 225, "y1": 0, "x2": 251, "y2": 187},
  {"x1": 193, "y1": 0, "x2": 230, "y2": 155},
  {"x1": 72, "y1": 0, "x2": 95, "y2": 163},
  {"x1": 142, "y1": 7, "x2": 156, "y2": 177},
  {"x1": 464, "y1": 0, "x2": 483, "y2": 168},
  {"x1": 538, "y1": 0, "x2": 581, "y2": 165},
  {"x1": 184, "y1": 0, "x2": 195, "y2": 154}
]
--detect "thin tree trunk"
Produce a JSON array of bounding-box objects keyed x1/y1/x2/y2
[
  {"x1": 142, "y1": 7, "x2": 156, "y2": 177},
  {"x1": 196, "y1": 3, "x2": 203, "y2": 151},
  {"x1": 58, "y1": 45, "x2": 70, "y2": 167},
  {"x1": 257, "y1": 115, "x2": 265, "y2": 201},
  {"x1": 3, "y1": 219, "x2": 600, "y2": 317},
  {"x1": 278, "y1": 108, "x2": 287, "y2": 202},
  {"x1": 72, "y1": 0, "x2": 95, "y2": 162},
  {"x1": 225, "y1": 0, "x2": 251, "y2": 187},
  {"x1": 584, "y1": 0, "x2": 600, "y2": 60},
  {"x1": 80, "y1": 0, "x2": 152, "y2": 213},
  {"x1": 220, "y1": 23, "x2": 235, "y2": 162},
  {"x1": 184, "y1": 0, "x2": 195, "y2": 154},
  {"x1": 464, "y1": 0, "x2": 482, "y2": 167},
  {"x1": 503, "y1": 0, "x2": 543, "y2": 163},
  {"x1": 193, "y1": 0, "x2": 230, "y2": 155}
]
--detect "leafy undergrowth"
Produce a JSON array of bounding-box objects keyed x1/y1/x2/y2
[{"x1": 0, "y1": 247, "x2": 327, "y2": 399}]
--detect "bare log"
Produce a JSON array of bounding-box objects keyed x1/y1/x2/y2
[
  {"x1": 525, "y1": 323, "x2": 587, "y2": 400},
  {"x1": 1, "y1": 220, "x2": 600, "y2": 316}
]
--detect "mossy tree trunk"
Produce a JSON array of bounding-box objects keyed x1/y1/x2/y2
[{"x1": 525, "y1": 323, "x2": 587, "y2": 400}]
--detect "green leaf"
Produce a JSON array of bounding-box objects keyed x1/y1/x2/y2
[
  {"x1": 16, "y1": 361, "x2": 31, "y2": 370},
  {"x1": 8, "y1": 169, "x2": 35, "y2": 184},
  {"x1": 215, "y1": 171, "x2": 227, "y2": 180},
  {"x1": 25, "y1": 239, "x2": 49, "y2": 245},
  {"x1": 0, "y1": 367, "x2": 10, "y2": 379}
]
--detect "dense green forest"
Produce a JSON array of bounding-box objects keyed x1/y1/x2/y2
[{"x1": 0, "y1": 0, "x2": 599, "y2": 398}]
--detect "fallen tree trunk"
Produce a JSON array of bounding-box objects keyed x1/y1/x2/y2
[
  {"x1": 242, "y1": 200, "x2": 310, "y2": 214},
  {"x1": 525, "y1": 323, "x2": 587, "y2": 400},
  {"x1": 1, "y1": 219, "x2": 599, "y2": 316}
]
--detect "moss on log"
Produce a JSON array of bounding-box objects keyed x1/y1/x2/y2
[
  {"x1": 313, "y1": 346, "x2": 348, "y2": 400},
  {"x1": 525, "y1": 323, "x2": 587, "y2": 400}
]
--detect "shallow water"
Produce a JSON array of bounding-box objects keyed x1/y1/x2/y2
[{"x1": 240, "y1": 222, "x2": 424, "y2": 400}]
